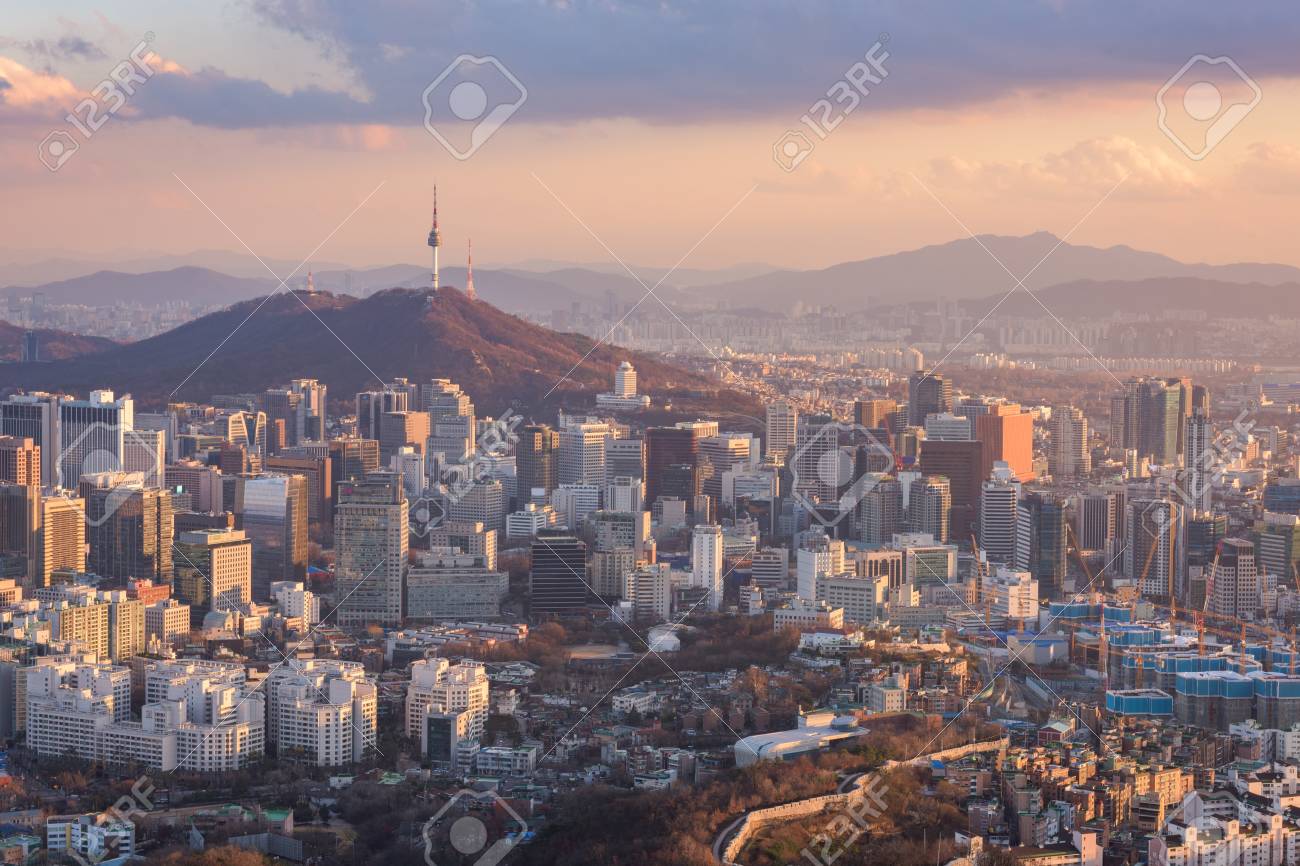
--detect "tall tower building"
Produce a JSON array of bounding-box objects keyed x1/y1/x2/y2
[
  {"x1": 765, "y1": 401, "x2": 797, "y2": 461},
  {"x1": 614, "y1": 361, "x2": 637, "y2": 398},
  {"x1": 691, "y1": 524, "x2": 724, "y2": 612},
  {"x1": 241, "y1": 473, "x2": 308, "y2": 600},
  {"x1": 559, "y1": 421, "x2": 611, "y2": 487},
  {"x1": 1185, "y1": 408, "x2": 1212, "y2": 512},
  {"x1": 1015, "y1": 492, "x2": 1068, "y2": 600},
  {"x1": 976, "y1": 408, "x2": 1034, "y2": 482},
  {"x1": 908, "y1": 475, "x2": 951, "y2": 543},
  {"x1": 1049, "y1": 405, "x2": 1091, "y2": 479},
  {"x1": 81, "y1": 477, "x2": 174, "y2": 584},
  {"x1": 979, "y1": 467, "x2": 1020, "y2": 564},
  {"x1": 427, "y1": 185, "x2": 441, "y2": 290},
  {"x1": 57, "y1": 390, "x2": 133, "y2": 489},
  {"x1": 517, "y1": 425, "x2": 560, "y2": 502},
  {"x1": 908, "y1": 371, "x2": 953, "y2": 426},
  {"x1": 1125, "y1": 498, "x2": 1182, "y2": 601},
  {"x1": 335, "y1": 472, "x2": 408, "y2": 627},
  {"x1": 1210, "y1": 538, "x2": 1258, "y2": 621},
  {"x1": 0, "y1": 392, "x2": 59, "y2": 487}
]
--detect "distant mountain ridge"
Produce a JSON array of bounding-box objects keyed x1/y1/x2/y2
[{"x1": 7, "y1": 234, "x2": 1300, "y2": 316}]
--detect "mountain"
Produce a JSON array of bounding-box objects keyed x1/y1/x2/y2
[
  {"x1": 696, "y1": 232, "x2": 1300, "y2": 312},
  {"x1": 0, "y1": 250, "x2": 349, "y2": 285},
  {"x1": 4, "y1": 287, "x2": 757, "y2": 418},
  {"x1": 1, "y1": 267, "x2": 274, "y2": 307},
  {"x1": 310, "y1": 264, "x2": 594, "y2": 312},
  {"x1": 978, "y1": 276, "x2": 1300, "y2": 319},
  {"x1": 0, "y1": 321, "x2": 117, "y2": 362}
]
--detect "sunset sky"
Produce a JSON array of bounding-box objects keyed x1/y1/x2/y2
[{"x1": 5, "y1": 1, "x2": 1300, "y2": 272}]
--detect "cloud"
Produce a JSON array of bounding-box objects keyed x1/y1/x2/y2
[
  {"x1": 1234, "y1": 141, "x2": 1300, "y2": 194},
  {"x1": 0, "y1": 35, "x2": 108, "y2": 63},
  {"x1": 13, "y1": 0, "x2": 1300, "y2": 130},
  {"x1": 0, "y1": 57, "x2": 80, "y2": 119},
  {"x1": 927, "y1": 137, "x2": 1201, "y2": 199}
]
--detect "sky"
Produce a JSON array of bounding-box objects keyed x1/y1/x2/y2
[{"x1": 4, "y1": 1, "x2": 1300, "y2": 272}]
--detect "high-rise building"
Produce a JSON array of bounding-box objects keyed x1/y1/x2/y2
[
  {"x1": 1114, "y1": 378, "x2": 1183, "y2": 465},
  {"x1": 854, "y1": 399, "x2": 897, "y2": 430},
  {"x1": 691, "y1": 524, "x2": 724, "y2": 612},
  {"x1": 425, "y1": 379, "x2": 476, "y2": 463},
  {"x1": 857, "y1": 479, "x2": 904, "y2": 545},
  {"x1": 173, "y1": 529, "x2": 252, "y2": 624},
  {"x1": 1185, "y1": 408, "x2": 1213, "y2": 512},
  {"x1": 604, "y1": 438, "x2": 646, "y2": 486},
  {"x1": 334, "y1": 472, "x2": 408, "y2": 627},
  {"x1": 700, "y1": 433, "x2": 752, "y2": 503},
  {"x1": 558, "y1": 421, "x2": 611, "y2": 487},
  {"x1": 923, "y1": 413, "x2": 971, "y2": 441},
  {"x1": 645, "y1": 422, "x2": 715, "y2": 505},
  {"x1": 979, "y1": 468, "x2": 1020, "y2": 564},
  {"x1": 908, "y1": 371, "x2": 953, "y2": 426},
  {"x1": 1255, "y1": 513, "x2": 1300, "y2": 588},
  {"x1": 516, "y1": 424, "x2": 560, "y2": 500},
  {"x1": 0, "y1": 392, "x2": 59, "y2": 486},
  {"x1": 355, "y1": 385, "x2": 409, "y2": 442},
  {"x1": 1015, "y1": 492, "x2": 1068, "y2": 599},
  {"x1": 240, "y1": 473, "x2": 308, "y2": 600},
  {"x1": 1210, "y1": 538, "x2": 1258, "y2": 621},
  {"x1": 976, "y1": 409, "x2": 1034, "y2": 482},
  {"x1": 57, "y1": 390, "x2": 133, "y2": 489},
  {"x1": 765, "y1": 401, "x2": 797, "y2": 461},
  {"x1": 0, "y1": 482, "x2": 40, "y2": 583},
  {"x1": 329, "y1": 437, "x2": 381, "y2": 485},
  {"x1": 920, "y1": 439, "x2": 983, "y2": 539},
  {"x1": 1076, "y1": 490, "x2": 1120, "y2": 554},
  {"x1": 37, "y1": 491, "x2": 86, "y2": 588},
  {"x1": 406, "y1": 553, "x2": 507, "y2": 620},
  {"x1": 265, "y1": 659, "x2": 376, "y2": 765},
  {"x1": 1125, "y1": 499, "x2": 1182, "y2": 601},
  {"x1": 81, "y1": 477, "x2": 173, "y2": 583},
  {"x1": 0, "y1": 437, "x2": 39, "y2": 488},
  {"x1": 529, "y1": 533, "x2": 588, "y2": 613},
  {"x1": 908, "y1": 475, "x2": 951, "y2": 543},
  {"x1": 266, "y1": 453, "x2": 334, "y2": 526},
  {"x1": 1049, "y1": 405, "x2": 1091, "y2": 479}
]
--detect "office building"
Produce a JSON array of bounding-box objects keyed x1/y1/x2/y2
[
  {"x1": 334, "y1": 472, "x2": 408, "y2": 627},
  {"x1": 765, "y1": 401, "x2": 797, "y2": 461},
  {"x1": 406, "y1": 553, "x2": 507, "y2": 620},
  {"x1": 908, "y1": 371, "x2": 953, "y2": 426},
  {"x1": 529, "y1": 533, "x2": 588, "y2": 613},
  {"x1": 240, "y1": 473, "x2": 308, "y2": 600},
  {"x1": 1049, "y1": 405, "x2": 1091, "y2": 479},
  {"x1": 173, "y1": 529, "x2": 252, "y2": 624},
  {"x1": 516, "y1": 424, "x2": 559, "y2": 500}
]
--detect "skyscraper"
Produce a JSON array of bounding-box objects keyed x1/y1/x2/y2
[
  {"x1": 854, "y1": 398, "x2": 897, "y2": 430},
  {"x1": 82, "y1": 477, "x2": 174, "y2": 584},
  {"x1": 240, "y1": 473, "x2": 308, "y2": 600},
  {"x1": 1015, "y1": 492, "x2": 1067, "y2": 599},
  {"x1": 516, "y1": 424, "x2": 560, "y2": 501},
  {"x1": 919, "y1": 439, "x2": 982, "y2": 539},
  {"x1": 1114, "y1": 378, "x2": 1183, "y2": 465},
  {"x1": 57, "y1": 390, "x2": 133, "y2": 489},
  {"x1": 1185, "y1": 407, "x2": 1212, "y2": 512},
  {"x1": 0, "y1": 392, "x2": 58, "y2": 487},
  {"x1": 1125, "y1": 498, "x2": 1182, "y2": 601},
  {"x1": 1049, "y1": 405, "x2": 1090, "y2": 479},
  {"x1": 529, "y1": 533, "x2": 588, "y2": 613},
  {"x1": 558, "y1": 421, "x2": 611, "y2": 487},
  {"x1": 908, "y1": 371, "x2": 953, "y2": 426},
  {"x1": 765, "y1": 401, "x2": 797, "y2": 461},
  {"x1": 976, "y1": 408, "x2": 1034, "y2": 482},
  {"x1": 979, "y1": 466, "x2": 1020, "y2": 564},
  {"x1": 691, "y1": 524, "x2": 724, "y2": 612},
  {"x1": 1210, "y1": 538, "x2": 1257, "y2": 621},
  {"x1": 908, "y1": 475, "x2": 951, "y2": 543},
  {"x1": 334, "y1": 472, "x2": 408, "y2": 627},
  {"x1": 645, "y1": 422, "x2": 715, "y2": 505}
]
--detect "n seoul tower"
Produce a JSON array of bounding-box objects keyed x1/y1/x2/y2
[{"x1": 427, "y1": 185, "x2": 441, "y2": 289}]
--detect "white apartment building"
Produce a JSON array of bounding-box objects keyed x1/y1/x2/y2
[
  {"x1": 405, "y1": 657, "x2": 490, "y2": 742},
  {"x1": 691, "y1": 524, "x2": 724, "y2": 612},
  {"x1": 265, "y1": 659, "x2": 377, "y2": 766}
]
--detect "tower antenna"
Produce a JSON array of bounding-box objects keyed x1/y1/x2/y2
[
  {"x1": 466, "y1": 238, "x2": 476, "y2": 300},
  {"x1": 427, "y1": 185, "x2": 441, "y2": 290}
]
